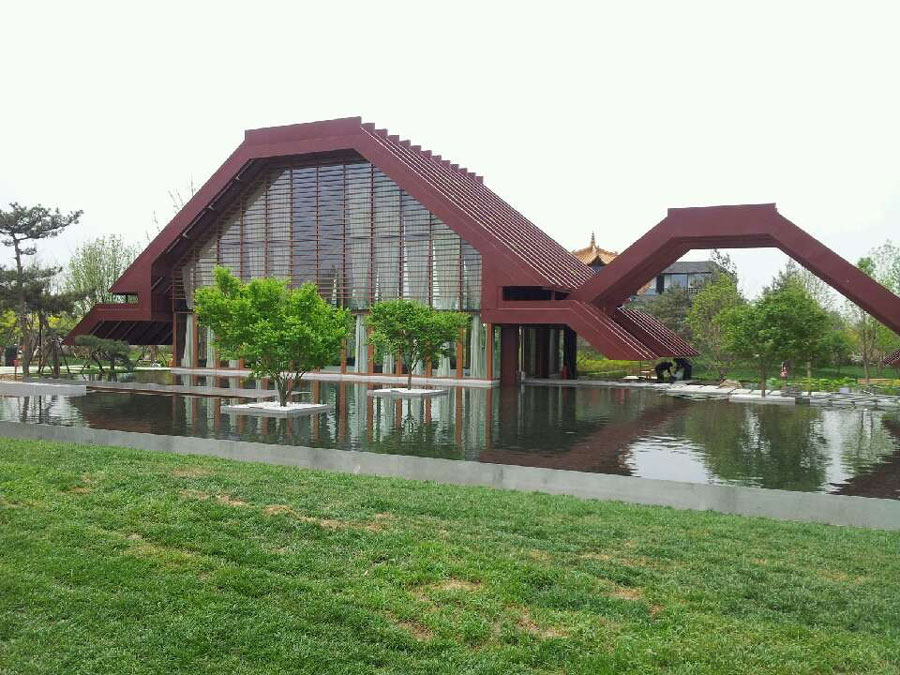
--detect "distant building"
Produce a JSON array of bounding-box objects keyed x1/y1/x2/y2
[
  {"x1": 572, "y1": 234, "x2": 618, "y2": 272},
  {"x1": 574, "y1": 234, "x2": 728, "y2": 296},
  {"x1": 642, "y1": 260, "x2": 729, "y2": 296}
]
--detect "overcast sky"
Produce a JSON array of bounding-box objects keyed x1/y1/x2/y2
[{"x1": 2, "y1": 1, "x2": 898, "y2": 298}]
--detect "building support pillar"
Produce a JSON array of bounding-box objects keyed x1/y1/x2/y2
[
  {"x1": 535, "y1": 327, "x2": 550, "y2": 379},
  {"x1": 500, "y1": 325, "x2": 519, "y2": 388},
  {"x1": 563, "y1": 327, "x2": 578, "y2": 379}
]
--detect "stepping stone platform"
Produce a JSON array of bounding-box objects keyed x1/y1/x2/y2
[{"x1": 222, "y1": 401, "x2": 332, "y2": 417}]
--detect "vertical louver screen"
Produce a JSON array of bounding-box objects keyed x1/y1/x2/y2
[{"x1": 177, "y1": 154, "x2": 481, "y2": 312}]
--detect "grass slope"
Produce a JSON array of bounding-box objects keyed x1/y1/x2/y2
[{"x1": 1, "y1": 438, "x2": 899, "y2": 674}]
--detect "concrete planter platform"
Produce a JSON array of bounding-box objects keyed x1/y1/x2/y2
[
  {"x1": 369, "y1": 388, "x2": 448, "y2": 399},
  {"x1": 223, "y1": 402, "x2": 332, "y2": 417},
  {"x1": 0, "y1": 381, "x2": 87, "y2": 397},
  {"x1": 730, "y1": 393, "x2": 795, "y2": 405}
]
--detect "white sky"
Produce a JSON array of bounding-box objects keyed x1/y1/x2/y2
[{"x1": 2, "y1": 0, "x2": 899, "y2": 298}]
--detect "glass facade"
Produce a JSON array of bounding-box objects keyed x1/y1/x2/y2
[
  {"x1": 174, "y1": 153, "x2": 489, "y2": 379},
  {"x1": 177, "y1": 153, "x2": 481, "y2": 312}
]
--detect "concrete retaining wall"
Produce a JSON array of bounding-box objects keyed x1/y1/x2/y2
[{"x1": 1, "y1": 420, "x2": 898, "y2": 531}]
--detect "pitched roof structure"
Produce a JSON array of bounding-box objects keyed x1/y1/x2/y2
[
  {"x1": 71, "y1": 118, "x2": 697, "y2": 361},
  {"x1": 71, "y1": 121, "x2": 900, "y2": 368},
  {"x1": 572, "y1": 233, "x2": 618, "y2": 267}
]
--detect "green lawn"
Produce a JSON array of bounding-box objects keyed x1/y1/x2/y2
[{"x1": 1, "y1": 438, "x2": 899, "y2": 674}]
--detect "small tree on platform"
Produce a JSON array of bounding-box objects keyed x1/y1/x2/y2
[
  {"x1": 366, "y1": 299, "x2": 469, "y2": 390},
  {"x1": 194, "y1": 267, "x2": 349, "y2": 407}
]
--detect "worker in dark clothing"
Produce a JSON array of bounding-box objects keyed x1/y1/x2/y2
[
  {"x1": 654, "y1": 360, "x2": 674, "y2": 382},
  {"x1": 674, "y1": 357, "x2": 693, "y2": 380}
]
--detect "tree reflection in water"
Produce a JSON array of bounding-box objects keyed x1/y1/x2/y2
[{"x1": 675, "y1": 401, "x2": 830, "y2": 492}]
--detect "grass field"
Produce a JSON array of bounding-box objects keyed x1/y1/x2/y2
[{"x1": 1, "y1": 438, "x2": 899, "y2": 674}]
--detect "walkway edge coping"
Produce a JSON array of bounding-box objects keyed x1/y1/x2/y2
[{"x1": 1, "y1": 421, "x2": 898, "y2": 531}]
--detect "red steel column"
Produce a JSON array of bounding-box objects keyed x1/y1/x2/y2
[{"x1": 499, "y1": 325, "x2": 520, "y2": 388}]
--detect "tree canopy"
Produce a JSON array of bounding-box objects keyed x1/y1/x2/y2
[
  {"x1": 194, "y1": 267, "x2": 350, "y2": 406},
  {"x1": 644, "y1": 285, "x2": 695, "y2": 342},
  {"x1": 62, "y1": 234, "x2": 140, "y2": 317},
  {"x1": 366, "y1": 300, "x2": 469, "y2": 390},
  {"x1": 721, "y1": 282, "x2": 827, "y2": 395},
  {"x1": 686, "y1": 272, "x2": 743, "y2": 380}
]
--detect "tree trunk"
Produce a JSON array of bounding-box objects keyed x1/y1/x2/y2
[
  {"x1": 806, "y1": 360, "x2": 812, "y2": 396},
  {"x1": 863, "y1": 358, "x2": 870, "y2": 386},
  {"x1": 407, "y1": 368, "x2": 413, "y2": 391},
  {"x1": 275, "y1": 377, "x2": 289, "y2": 408},
  {"x1": 760, "y1": 362, "x2": 767, "y2": 398},
  {"x1": 13, "y1": 242, "x2": 30, "y2": 376}
]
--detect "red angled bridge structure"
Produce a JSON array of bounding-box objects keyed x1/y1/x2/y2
[{"x1": 67, "y1": 117, "x2": 900, "y2": 386}]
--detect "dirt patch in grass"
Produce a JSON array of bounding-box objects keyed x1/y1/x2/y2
[
  {"x1": 171, "y1": 467, "x2": 212, "y2": 478},
  {"x1": 412, "y1": 578, "x2": 482, "y2": 604},
  {"x1": 386, "y1": 613, "x2": 433, "y2": 641},
  {"x1": 820, "y1": 569, "x2": 868, "y2": 584},
  {"x1": 610, "y1": 586, "x2": 643, "y2": 601},
  {"x1": 431, "y1": 579, "x2": 481, "y2": 593},
  {"x1": 125, "y1": 538, "x2": 200, "y2": 569},
  {"x1": 264, "y1": 505, "x2": 344, "y2": 528},
  {"x1": 179, "y1": 490, "x2": 247, "y2": 507},
  {"x1": 527, "y1": 549, "x2": 552, "y2": 562},
  {"x1": 263, "y1": 505, "x2": 388, "y2": 531},
  {"x1": 579, "y1": 550, "x2": 670, "y2": 570},
  {"x1": 216, "y1": 494, "x2": 247, "y2": 507},
  {"x1": 580, "y1": 551, "x2": 614, "y2": 562},
  {"x1": 516, "y1": 608, "x2": 567, "y2": 639},
  {"x1": 179, "y1": 489, "x2": 211, "y2": 501},
  {"x1": 67, "y1": 485, "x2": 92, "y2": 494}
]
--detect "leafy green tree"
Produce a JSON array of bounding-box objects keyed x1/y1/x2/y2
[
  {"x1": 815, "y1": 318, "x2": 854, "y2": 374},
  {"x1": 194, "y1": 267, "x2": 349, "y2": 407},
  {"x1": 771, "y1": 259, "x2": 835, "y2": 310},
  {"x1": 686, "y1": 272, "x2": 743, "y2": 380},
  {"x1": 366, "y1": 299, "x2": 469, "y2": 390},
  {"x1": 62, "y1": 234, "x2": 140, "y2": 317},
  {"x1": 869, "y1": 240, "x2": 900, "y2": 294},
  {"x1": 721, "y1": 283, "x2": 827, "y2": 396},
  {"x1": 643, "y1": 285, "x2": 695, "y2": 342},
  {"x1": 0, "y1": 263, "x2": 83, "y2": 376},
  {"x1": 0, "y1": 203, "x2": 82, "y2": 374},
  {"x1": 844, "y1": 257, "x2": 882, "y2": 385},
  {"x1": 73, "y1": 335, "x2": 133, "y2": 379}
]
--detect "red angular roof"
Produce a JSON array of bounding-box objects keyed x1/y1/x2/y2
[{"x1": 66, "y1": 117, "x2": 692, "y2": 360}]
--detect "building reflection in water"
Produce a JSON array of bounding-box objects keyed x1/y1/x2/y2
[{"x1": 4, "y1": 377, "x2": 899, "y2": 499}]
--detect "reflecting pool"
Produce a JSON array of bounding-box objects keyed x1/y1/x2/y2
[{"x1": 2, "y1": 377, "x2": 899, "y2": 499}]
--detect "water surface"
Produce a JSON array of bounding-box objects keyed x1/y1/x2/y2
[{"x1": 2, "y1": 377, "x2": 898, "y2": 499}]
